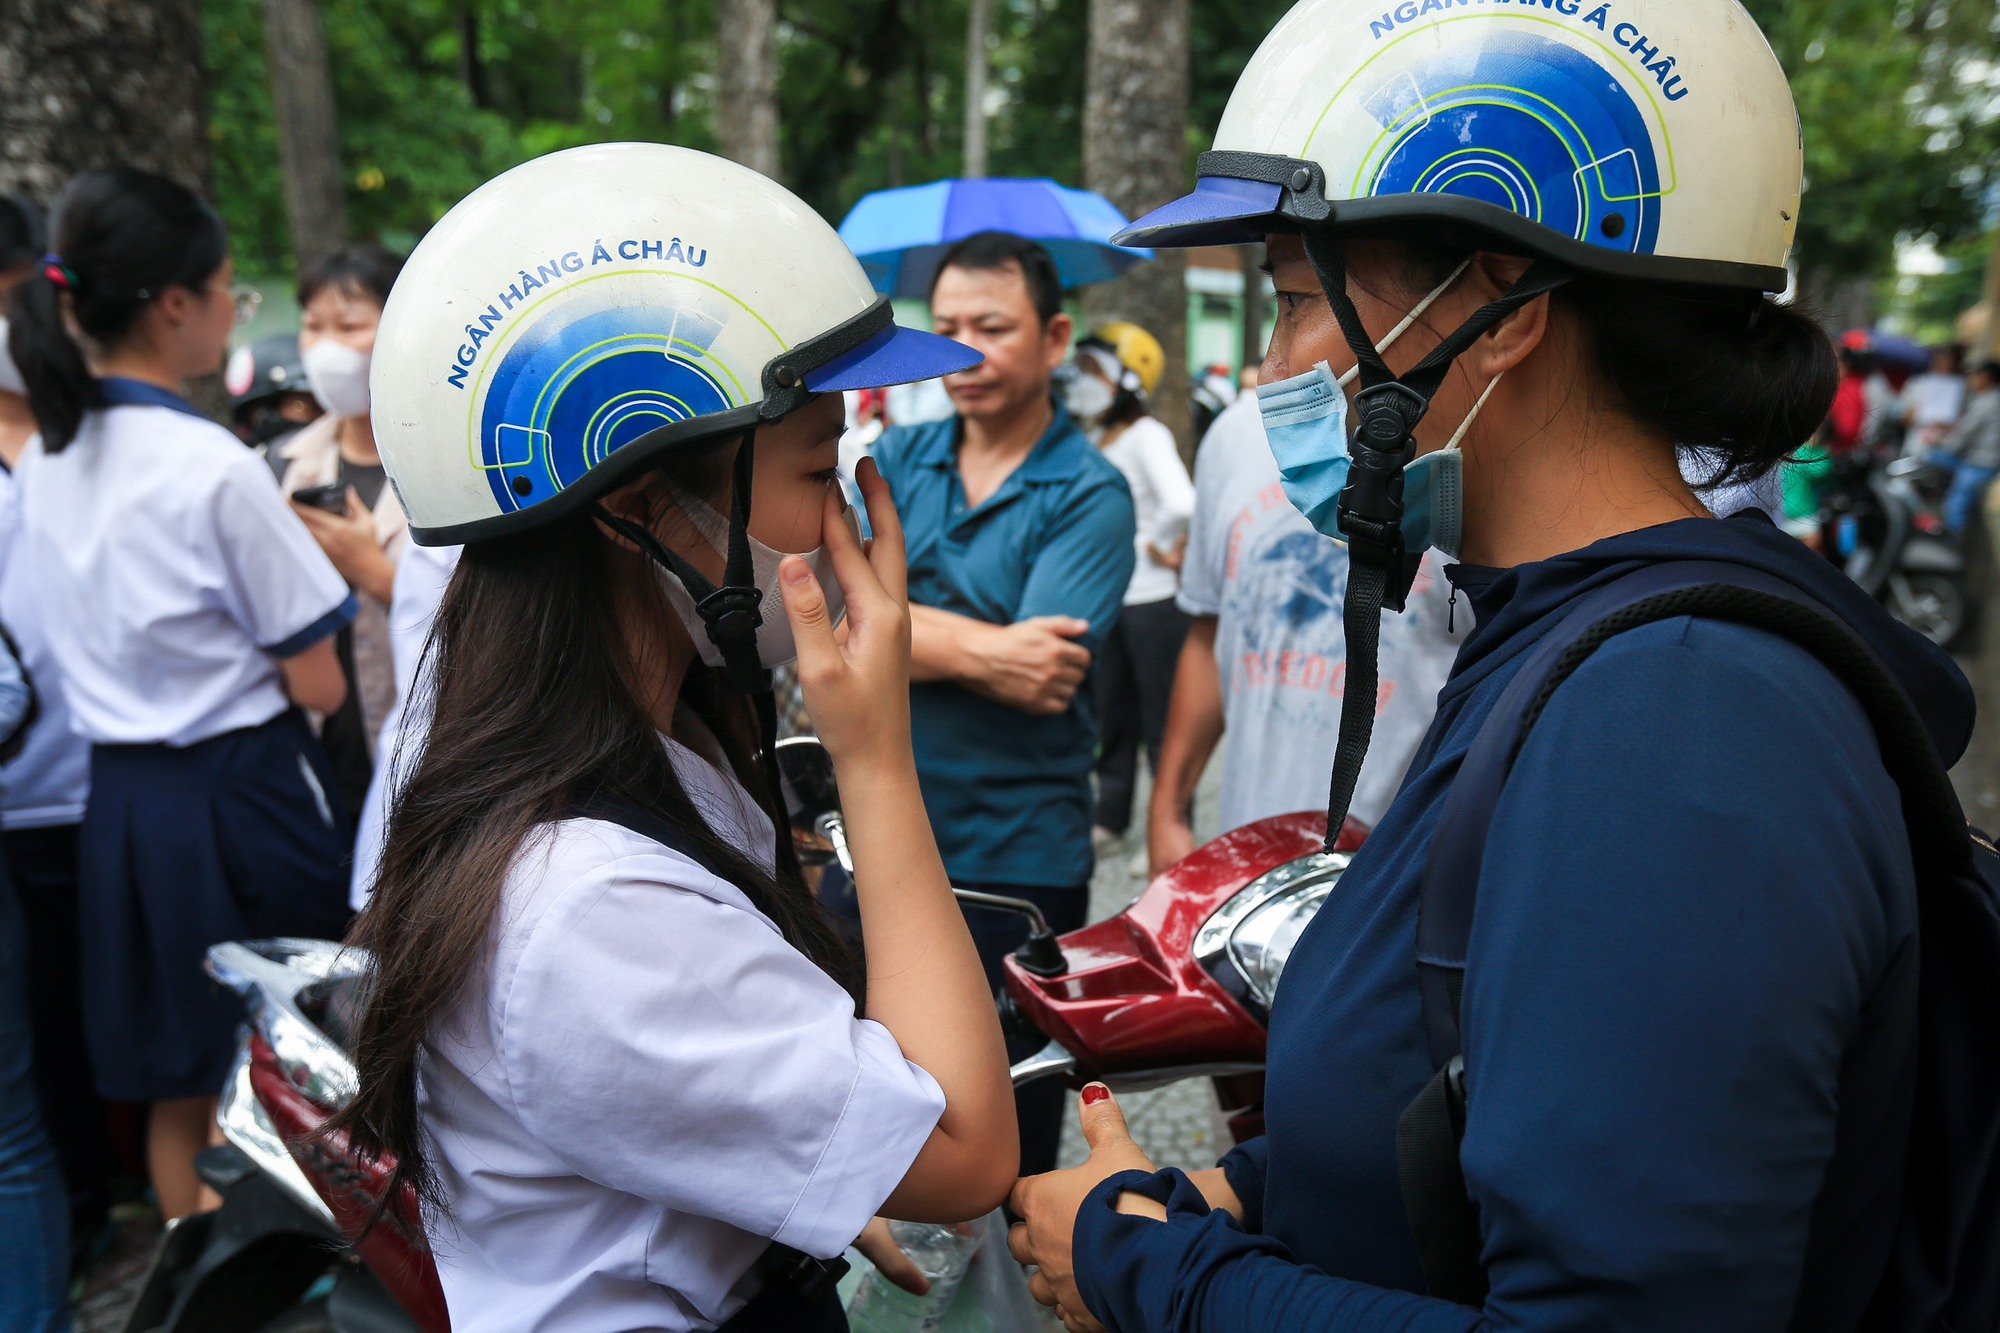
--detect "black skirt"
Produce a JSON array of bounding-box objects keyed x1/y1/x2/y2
[{"x1": 78, "y1": 709, "x2": 353, "y2": 1102}]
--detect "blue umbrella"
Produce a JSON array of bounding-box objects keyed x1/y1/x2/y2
[{"x1": 838, "y1": 178, "x2": 1153, "y2": 299}]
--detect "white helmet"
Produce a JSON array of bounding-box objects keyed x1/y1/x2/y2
[
  {"x1": 372, "y1": 142, "x2": 978, "y2": 546},
  {"x1": 1117, "y1": 0, "x2": 1802, "y2": 291},
  {"x1": 1116, "y1": 0, "x2": 1810, "y2": 841}
]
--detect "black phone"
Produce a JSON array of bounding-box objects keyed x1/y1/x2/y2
[{"x1": 290, "y1": 482, "x2": 350, "y2": 514}]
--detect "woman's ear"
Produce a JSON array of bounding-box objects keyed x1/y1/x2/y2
[{"x1": 1464, "y1": 252, "x2": 1552, "y2": 379}]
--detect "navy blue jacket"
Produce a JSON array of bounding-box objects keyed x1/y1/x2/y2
[{"x1": 1073, "y1": 514, "x2": 1973, "y2": 1330}]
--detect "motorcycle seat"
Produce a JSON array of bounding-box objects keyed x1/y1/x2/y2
[{"x1": 297, "y1": 974, "x2": 366, "y2": 1056}]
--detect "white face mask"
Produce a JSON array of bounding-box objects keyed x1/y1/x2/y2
[
  {"x1": 1064, "y1": 372, "x2": 1116, "y2": 424},
  {"x1": 301, "y1": 338, "x2": 372, "y2": 419},
  {"x1": 0, "y1": 317, "x2": 25, "y2": 398},
  {"x1": 654, "y1": 488, "x2": 848, "y2": 671}
]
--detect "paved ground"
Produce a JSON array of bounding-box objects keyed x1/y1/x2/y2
[{"x1": 1055, "y1": 762, "x2": 1233, "y2": 1177}]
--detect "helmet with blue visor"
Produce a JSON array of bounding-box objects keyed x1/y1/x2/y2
[
  {"x1": 372, "y1": 143, "x2": 980, "y2": 692},
  {"x1": 1119, "y1": 0, "x2": 1807, "y2": 833}
]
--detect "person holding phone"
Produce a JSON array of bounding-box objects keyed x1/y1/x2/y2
[
  {"x1": 6, "y1": 168, "x2": 354, "y2": 1223},
  {"x1": 282, "y1": 245, "x2": 409, "y2": 812},
  {"x1": 334, "y1": 144, "x2": 1018, "y2": 1331}
]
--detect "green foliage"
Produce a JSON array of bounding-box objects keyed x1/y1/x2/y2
[
  {"x1": 206, "y1": 0, "x2": 1997, "y2": 289},
  {"x1": 1744, "y1": 0, "x2": 1999, "y2": 282}
]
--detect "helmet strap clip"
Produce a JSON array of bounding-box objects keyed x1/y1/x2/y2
[{"x1": 1299, "y1": 229, "x2": 1572, "y2": 847}]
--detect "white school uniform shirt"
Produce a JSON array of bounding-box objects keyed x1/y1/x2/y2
[
  {"x1": 1099, "y1": 416, "x2": 1196, "y2": 606},
  {"x1": 420, "y1": 722, "x2": 945, "y2": 1331},
  {"x1": 348, "y1": 540, "x2": 460, "y2": 909},
  {"x1": 14, "y1": 382, "x2": 354, "y2": 747},
  {"x1": 0, "y1": 459, "x2": 89, "y2": 827}
]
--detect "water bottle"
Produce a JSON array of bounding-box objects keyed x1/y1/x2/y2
[{"x1": 845, "y1": 1219, "x2": 979, "y2": 1331}]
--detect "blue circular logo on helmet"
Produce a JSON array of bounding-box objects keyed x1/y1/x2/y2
[
  {"x1": 1359, "y1": 29, "x2": 1666, "y2": 258},
  {"x1": 475, "y1": 297, "x2": 744, "y2": 515}
]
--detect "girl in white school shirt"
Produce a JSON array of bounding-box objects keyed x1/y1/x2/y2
[
  {"x1": 7, "y1": 168, "x2": 356, "y2": 1222},
  {"x1": 332, "y1": 144, "x2": 1017, "y2": 1331}
]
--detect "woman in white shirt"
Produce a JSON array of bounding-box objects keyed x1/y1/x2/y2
[
  {"x1": 281, "y1": 244, "x2": 409, "y2": 813},
  {"x1": 6, "y1": 168, "x2": 356, "y2": 1223},
  {"x1": 1067, "y1": 323, "x2": 1197, "y2": 847},
  {"x1": 330, "y1": 144, "x2": 1018, "y2": 1331}
]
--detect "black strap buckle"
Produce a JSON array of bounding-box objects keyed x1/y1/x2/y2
[
  {"x1": 697, "y1": 584, "x2": 764, "y2": 644},
  {"x1": 753, "y1": 1243, "x2": 851, "y2": 1302}
]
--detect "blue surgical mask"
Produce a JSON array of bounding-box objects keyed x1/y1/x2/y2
[{"x1": 1256, "y1": 259, "x2": 1497, "y2": 560}]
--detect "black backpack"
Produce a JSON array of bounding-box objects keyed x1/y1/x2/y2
[{"x1": 1397, "y1": 560, "x2": 2000, "y2": 1329}]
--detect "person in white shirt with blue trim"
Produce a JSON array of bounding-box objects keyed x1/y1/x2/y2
[
  {"x1": 6, "y1": 168, "x2": 356, "y2": 1223},
  {"x1": 332, "y1": 144, "x2": 1019, "y2": 1331}
]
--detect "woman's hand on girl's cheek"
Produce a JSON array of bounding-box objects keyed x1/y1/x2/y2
[{"x1": 1006, "y1": 1085, "x2": 1155, "y2": 1332}]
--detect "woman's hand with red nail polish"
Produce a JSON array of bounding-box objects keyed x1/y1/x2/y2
[{"x1": 1005, "y1": 1085, "x2": 1156, "y2": 1332}]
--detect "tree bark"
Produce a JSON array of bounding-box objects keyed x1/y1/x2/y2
[
  {"x1": 1978, "y1": 226, "x2": 2000, "y2": 361},
  {"x1": 1083, "y1": 0, "x2": 1193, "y2": 453},
  {"x1": 0, "y1": 0, "x2": 211, "y2": 203},
  {"x1": 1239, "y1": 244, "x2": 1267, "y2": 379},
  {"x1": 717, "y1": 0, "x2": 782, "y2": 182},
  {"x1": 263, "y1": 0, "x2": 350, "y2": 268},
  {"x1": 962, "y1": 0, "x2": 993, "y2": 178}
]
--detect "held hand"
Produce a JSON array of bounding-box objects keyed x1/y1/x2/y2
[
  {"x1": 1008, "y1": 1085, "x2": 1156, "y2": 1332},
  {"x1": 779, "y1": 458, "x2": 913, "y2": 770},
  {"x1": 292, "y1": 487, "x2": 380, "y2": 577},
  {"x1": 973, "y1": 617, "x2": 1092, "y2": 716},
  {"x1": 854, "y1": 1217, "x2": 930, "y2": 1296}
]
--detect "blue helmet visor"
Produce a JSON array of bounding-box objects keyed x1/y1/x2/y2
[
  {"x1": 805, "y1": 323, "x2": 981, "y2": 393},
  {"x1": 1113, "y1": 177, "x2": 1286, "y2": 249}
]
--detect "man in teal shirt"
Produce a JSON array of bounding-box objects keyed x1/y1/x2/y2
[{"x1": 874, "y1": 232, "x2": 1136, "y2": 1171}]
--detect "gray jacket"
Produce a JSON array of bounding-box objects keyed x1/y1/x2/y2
[{"x1": 1943, "y1": 388, "x2": 2000, "y2": 470}]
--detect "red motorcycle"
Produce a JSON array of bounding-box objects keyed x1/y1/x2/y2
[{"x1": 126, "y1": 740, "x2": 1360, "y2": 1330}]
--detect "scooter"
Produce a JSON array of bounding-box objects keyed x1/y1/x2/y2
[
  {"x1": 128, "y1": 740, "x2": 1361, "y2": 1330},
  {"x1": 1823, "y1": 453, "x2": 1971, "y2": 648},
  {"x1": 122, "y1": 937, "x2": 444, "y2": 1332}
]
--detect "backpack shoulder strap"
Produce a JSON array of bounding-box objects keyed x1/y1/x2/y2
[
  {"x1": 1400, "y1": 558, "x2": 1976, "y2": 1305},
  {"x1": 567, "y1": 794, "x2": 729, "y2": 880}
]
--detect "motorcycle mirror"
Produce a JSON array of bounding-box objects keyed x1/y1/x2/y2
[{"x1": 775, "y1": 737, "x2": 841, "y2": 868}]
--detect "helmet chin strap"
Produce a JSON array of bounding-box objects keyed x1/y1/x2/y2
[
  {"x1": 1300, "y1": 230, "x2": 1571, "y2": 846},
  {"x1": 591, "y1": 427, "x2": 772, "y2": 696}
]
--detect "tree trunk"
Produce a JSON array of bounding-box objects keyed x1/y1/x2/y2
[
  {"x1": 460, "y1": 4, "x2": 491, "y2": 110},
  {"x1": 717, "y1": 0, "x2": 782, "y2": 182},
  {"x1": 962, "y1": 0, "x2": 993, "y2": 178},
  {"x1": 263, "y1": 0, "x2": 350, "y2": 269},
  {"x1": 1239, "y1": 244, "x2": 1267, "y2": 379},
  {"x1": 0, "y1": 0, "x2": 227, "y2": 418},
  {"x1": 1083, "y1": 0, "x2": 1193, "y2": 453},
  {"x1": 1978, "y1": 226, "x2": 2000, "y2": 361},
  {"x1": 0, "y1": 0, "x2": 211, "y2": 202}
]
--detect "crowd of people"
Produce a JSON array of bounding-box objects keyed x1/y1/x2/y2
[{"x1": 0, "y1": 0, "x2": 1995, "y2": 1327}]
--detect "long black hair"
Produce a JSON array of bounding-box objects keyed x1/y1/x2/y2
[
  {"x1": 6, "y1": 168, "x2": 227, "y2": 453},
  {"x1": 329, "y1": 447, "x2": 862, "y2": 1223},
  {"x1": 0, "y1": 196, "x2": 42, "y2": 273}
]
